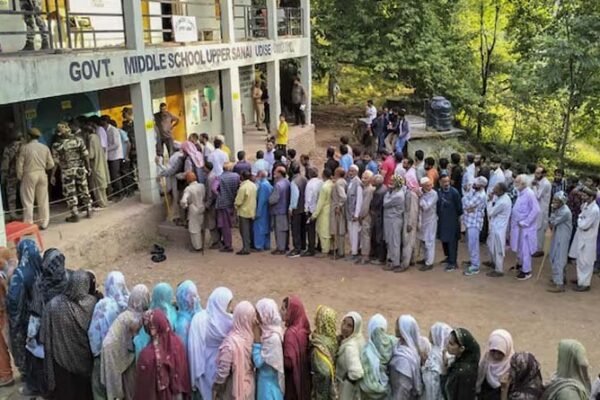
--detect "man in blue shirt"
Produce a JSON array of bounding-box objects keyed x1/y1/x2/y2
[{"x1": 339, "y1": 144, "x2": 353, "y2": 173}]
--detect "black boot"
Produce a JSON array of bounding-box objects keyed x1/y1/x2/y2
[
  {"x1": 65, "y1": 214, "x2": 80, "y2": 223},
  {"x1": 22, "y1": 41, "x2": 35, "y2": 51}
]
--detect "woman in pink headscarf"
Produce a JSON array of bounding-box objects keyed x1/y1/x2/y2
[
  {"x1": 282, "y1": 295, "x2": 311, "y2": 400},
  {"x1": 476, "y1": 329, "x2": 514, "y2": 400},
  {"x1": 214, "y1": 301, "x2": 256, "y2": 399},
  {"x1": 181, "y1": 141, "x2": 205, "y2": 183},
  {"x1": 253, "y1": 298, "x2": 284, "y2": 400}
]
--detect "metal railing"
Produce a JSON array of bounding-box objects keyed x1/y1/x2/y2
[
  {"x1": 233, "y1": 5, "x2": 268, "y2": 41},
  {"x1": 277, "y1": 7, "x2": 302, "y2": 37},
  {"x1": 0, "y1": 0, "x2": 126, "y2": 54},
  {"x1": 141, "y1": 0, "x2": 221, "y2": 44}
]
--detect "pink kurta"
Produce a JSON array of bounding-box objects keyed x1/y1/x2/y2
[{"x1": 510, "y1": 187, "x2": 540, "y2": 255}]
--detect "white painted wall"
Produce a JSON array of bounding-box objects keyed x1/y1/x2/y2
[
  {"x1": 182, "y1": 71, "x2": 223, "y2": 136},
  {"x1": 186, "y1": 1, "x2": 221, "y2": 42},
  {"x1": 238, "y1": 65, "x2": 255, "y2": 125},
  {"x1": 150, "y1": 79, "x2": 166, "y2": 112}
]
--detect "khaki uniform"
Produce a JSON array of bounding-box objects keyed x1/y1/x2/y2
[{"x1": 16, "y1": 139, "x2": 54, "y2": 228}]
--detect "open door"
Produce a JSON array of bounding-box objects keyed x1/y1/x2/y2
[{"x1": 164, "y1": 77, "x2": 187, "y2": 142}]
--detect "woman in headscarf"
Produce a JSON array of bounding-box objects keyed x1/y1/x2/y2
[
  {"x1": 541, "y1": 339, "x2": 591, "y2": 400},
  {"x1": 336, "y1": 311, "x2": 365, "y2": 400},
  {"x1": 174, "y1": 280, "x2": 201, "y2": 349},
  {"x1": 359, "y1": 314, "x2": 396, "y2": 399},
  {"x1": 42, "y1": 269, "x2": 98, "y2": 400},
  {"x1": 310, "y1": 305, "x2": 338, "y2": 400},
  {"x1": 444, "y1": 327, "x2": 481, "y2": 400},
  {"x1": 421, "y1": 322, "x2": 452, "y2": 400},
  {"x1": 88, "y1": 271, "x2": 130, "y2": 400},
  {"x1": 282, "y1": 295, "x2": 311, "y2": 400},
  {"x1": 390, "y1": 314, "x2": 423, "y2": 399},
  {"x1": 214, "y1": 301, "x2": 256, "y2": 399},
  {"x1": 101, "y1": 284, "x2": 150, "y2": 400},
  {"x1": 253, "y1": 298, "x2": 284, "y2": 400},
  {"x1": 188, "y1": 287, "x2": 233, "y2": 400},
  {"x1": 134, "y1": 282, "x2": 177, "y2": 357},
  {"x1": 22, "y1": 248, "x2": 69, "y2": 396},
  {"x1": 181, "y1": 140, "x2": 205, "y2": 183},
  {"x1": 477, "y1": 329, "x2": 515, "y2": 400},
  {"x1": 0, "y1": 247, "x2": 16, "y2": 387},
  {"x1": 503, "y1": 352, "x2": 543, "y2": 400},
  {"x1": 134, "y1": 308, "x2": 191, "y2": 400},
  {"x1": 6, "y1": 239, "x2": 41, "y2": 378}
]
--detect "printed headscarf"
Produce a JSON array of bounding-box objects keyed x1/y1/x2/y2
[
  {"x1": 181, "y1": 140, "x2": 204, "y2": 168},
  {"x1": 175, "y1": 280, "x2": 202, "y2": 348},
  {"x1": 256, "y1": 298, "x2": 285, "y2": 392},
  {"x1": 31, "y1": 248, "x2": 68, "y2": 316}
]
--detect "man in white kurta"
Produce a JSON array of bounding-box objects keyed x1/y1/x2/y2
[
  {"x1": 569, "y1": 186, "x2": 600, "y2": 291},
  {"x1": 533, "y1": 166, "x2": 552, "y2": 255},
  {"x1": 180, "y1": 171, "x2": 206, "y2": 251},
  {"x1": 345, "y1": 165, "x2": 363, "y2": 261},
  {"x1": 417, "y1": 177, "x2": 438, "y2": 271},
  {"x1": 485, "y1": 182, "x2": 512, "y2": 277}
]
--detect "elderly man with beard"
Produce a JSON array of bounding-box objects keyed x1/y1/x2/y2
[
  {"x1": 484, "y1": 182, "x2": 512, "y2": 277},
  {"x1": 357, "y1": 170, "x2": 375, "y2": 265},
  {"x1": 462, "y1": 176, "x2": 488, "y2": 276},
  {"x1": 382, "y1": 175, "x2": 406, "y2": 271},
  {"x1": 569, "y1": 186, "x2": 600, "y2": 292},
  {"x1": 401, "y1": 175, "x2": 420, "y2": 271},
  {"x1": 330, "y1": 167, "x2": 348, "y2": 258},
  {"x1": 417, "y1": 177, "x2": 438, "y2": 271},
  {"x1": 532, "y1": 166, "x2": 552, "y2": 257},
  {"x1": 547, "y1": 191, "x2": 573, "y2": 292},
  {"x1": 510, "y1": 174, "x2": 540, "y2": 281},
  {"x1": 345, "y1": 165, "x2": 363, "y2": 262}
]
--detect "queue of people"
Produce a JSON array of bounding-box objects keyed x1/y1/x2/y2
[
  {"x1": 169, "y1": 130, "x2": 600, "y2": 294},
  {"x1": 0, "y1": 242, "x2": 598, "y2": 400}
]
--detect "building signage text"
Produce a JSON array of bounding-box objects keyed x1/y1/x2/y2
[{"x1": 68, "y1": 41, "x2": 297, "y2": 82}]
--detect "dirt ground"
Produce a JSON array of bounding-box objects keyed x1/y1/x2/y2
[{"x1": 3, "y1": 105, "x2": 599, "y2": 399}]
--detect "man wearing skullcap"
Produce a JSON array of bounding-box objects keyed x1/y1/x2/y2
[
  {"x1": 345, "y1": 165, "x2": 363, "y2": 262},
  {"x1": 462, "y1": 176, "x2": 488, "y2": 276},
  {"x1": 382, "y1": 175, "x2": 405, "y2": 271},
  {"x1": 568, "y1": 186, "x2": 600, "y2": 291},
  {"x1": 16, "y1": 128, "x2": 54, "y2": 229},
  {"x1": 180, "y1": 171, "x2": 206, "y2": 252},
  {"x1": 547, "y1": 191, "x2": 572, "y2": 292},
  {"x1": 484, "y1": 182, "x2": 512, "y2": 277},
  {"x1": 417, "y1": 177, "x2": 438, "y2": 270}
]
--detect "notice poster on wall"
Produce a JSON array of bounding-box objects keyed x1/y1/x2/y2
[{"x1": 172, "y1": 16, "x2": 199, "y2": 43}]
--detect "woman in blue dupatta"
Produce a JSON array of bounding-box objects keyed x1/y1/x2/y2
[
  {"x1": 360, "y1": 314, "x2": 396, "y2": 399},
  {"x1": 6, "y1": 239, "x2": 42, "y2": 375},
  {"x1": 133, "y1": 282, "x2": 176, "y2": 357},
  {"x1": 175, "y1": 280, "x2": 201, "y2": 349}
]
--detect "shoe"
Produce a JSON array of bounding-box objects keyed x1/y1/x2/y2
[
  {"x1": 151, "y1": 244, "x2": 165, "y2": 255},
  {"x1": 209, "y1": 243, "x2": 221, "y2": 250},
  {"x1": 151, "y1": 253, "x2": 166, "y2": 263},
  {"x1": 38, "y1": 225, "x2": 48, "y2": 231},
  {"x1": 532, "y1": 251, "x2": 544, "y2": 258},
  {"x1": 393, "y1": 265, "x2": 409, "y2": 273},
  {"x1": 509, "y1": 265, "x2": 522, "y2": 272},
  {"x1": 445, "y1": 264, "x2": 457, "y2": 272},
  {"x1": 382, "y1": 264, "x2": 395, "y2": 271},
  {"x1": 300, "y1": 250, "x2": 315, "y2": 257},
  {"x1": 463, "y1": 266, "x2": 480, "y2": 276},
  {"x1": 0, "y1": 378, "x2": 14, "y2": 387},
  {"x1": 219, "y1": 247, "x2": 233, "y2": 253},
  {"x1": 314, "y1": 252, "x2": 328, "y2": 258},
  {"x1": 345, "y1": 255, "x2": 359, "y2": 262},
  {"x1": 482, "y1": 261, "x2": 494, "y2": 268},
  {"x1": 189, "y1": 247, "x2": 203, "y2": 253},
  {"x1": 461, "y1": 261, "x2": 470, "y2": 267},
  {"x1": 86, "y1": 207, "x2": 93, "y2": 218},
  {"x1": 440, "y1": 257, "x2": 449, "y2": 264},
  {"x1": 573, "y1": 285, "x2": 591, "y2": 292},
  {"x1": 287, "y1": 250, "x2": 301, "y2": 258},
  {"x1": 271, "y1": 250, "x2": 285, "y2": 255},
  {"x1": 356, "y1": 258, "x2": 369, "y2": 265},
  {"x1": 370, "y1": 260, "x2": 384, "y2": 266},
  {"x1": 65, "y1": 214, "x2": 80, "y2": 223},
  {"x1": 547, "y1": 284, "x2": 566, "y2": 293},
  {"x1": 419, "y1": 264, "x2": 434, "y2": 272},
  {"x1": 22, "y1": 42, "x2": 34, "y2": 51},
  {"x1": 236, "y1": 250, "x2": 250, "y2": 255},
  {"x1": 486, "y1": 271, "x2": 504, "y2": 278},
  {"x1": 516, "y1": 272, "x2": 532, "y2": 281}
]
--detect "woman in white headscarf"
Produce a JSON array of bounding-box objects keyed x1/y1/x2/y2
[
  {"x1": 421, "y1": 322, "x2": 453, "y2": 400},
  {"x1": 477, "y1": 329, "x2": 515, "y2": 400},
  {"x1": 390, "y1": 314, "x2": 423, "y2": 399},
  {"x1": 253, "y1": 298, "x2": 284, "y2": 400},
  {"x1": 359, "y1": 314, "x2": 396, "y2": 399},
  {"x1": 187, "y1": 287, "x2": 233, "y2": 400},
  {"x1": 336, "y1": 312, "x2": 365, "y2": 400}
]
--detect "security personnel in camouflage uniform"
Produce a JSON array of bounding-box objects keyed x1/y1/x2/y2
[
  {"x1": 51, "y1": 121, "x2": 92, "y2": 223},
  {"x1": 1, "y1": 126, "x2": 23, "y2": 221},
  {"x1": 21, "y1": 0, "x2": 49, "y2": 51}
]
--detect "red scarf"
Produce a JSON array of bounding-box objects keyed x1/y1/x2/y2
[{"x1": 283, "y1": 296, "x2": 311, "y2": 400}]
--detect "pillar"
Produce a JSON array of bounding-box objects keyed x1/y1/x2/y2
[
  {"x1": 301, "y1": 0, "x2": 310, "y2": 38},
  {"x1": 220, "y1": 0, "x2": 236, "y2": 43},
  {"x1": 266, "y1": 0, "x2": 278, "y2": 40},
  {"x1": 130, "y1": 79, "x2": 161, "y2": 204},
  {"x1": 222, "y1": 67, "x2": 244, "y2": 156},
  {"x1": 122, "y1": 0, "x2": 144, "y2": 49},
  {"x1": 299, "y1": 55, "x2": 312, "y2": 125},
  {"x1": 267, "y1": 59, "x2": 281, "y2": 133},
  {"x1": 0, "y1": 184, "x2": 6, "y2": 247}
]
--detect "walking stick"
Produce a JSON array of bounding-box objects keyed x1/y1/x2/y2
[{"x1": 536, "y1": 229, "x2": 552, "y2": 282}]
